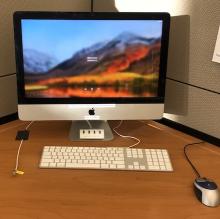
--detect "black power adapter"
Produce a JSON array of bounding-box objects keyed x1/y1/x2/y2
[{"x1": 15, "y1": 130, "x2": 29, "y2": 140}]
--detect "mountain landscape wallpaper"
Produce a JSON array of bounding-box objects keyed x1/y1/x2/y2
[{"x1": 22, "y1": 20, "x2": 162, "y2": 98}]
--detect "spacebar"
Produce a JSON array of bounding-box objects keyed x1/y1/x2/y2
[{"x1": 65, "y1": 163, "x2": 100, "y2": 168}]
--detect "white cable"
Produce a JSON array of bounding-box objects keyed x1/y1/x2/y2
[
  {"x1": 14, "y1": 139, "x2": 24, "y2": 172},
  {"x1": 13, "y1": 121, "x2": 34, "y2": 175},
  {"x1": 25, "y1": 121, "x2": 34, "y2": 130},
  {"x1": 86, "y1": 120, "x2": 92, "y2": 129},
  {"x1": 113, "y1": 120, "x2": 141, "y2": 148}
]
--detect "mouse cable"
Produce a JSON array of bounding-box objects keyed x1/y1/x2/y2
[
  {"x1": 13, "y1": 121, "x2": 34, "y2": 176},
  {"x1": 184, "y1": 141, "x2": 205, "y2": 178},
  {"x1": 113, "y1": 120, "x2": 141, "y2": 148}
]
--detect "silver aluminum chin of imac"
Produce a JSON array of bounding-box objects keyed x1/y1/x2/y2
[{"x1": 18, "y1": 104, "x2": 164, "y2": 141}]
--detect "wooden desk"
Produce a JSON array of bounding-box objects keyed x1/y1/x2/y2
[{"x1": 0, "y1": 120, "x2": 219, "y2": 219}]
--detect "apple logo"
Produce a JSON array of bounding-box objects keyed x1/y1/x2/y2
[{"x1": 88, "y1": 108, "x2": 95, "y2": 115}]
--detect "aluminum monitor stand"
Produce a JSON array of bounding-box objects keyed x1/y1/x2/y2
[{"x1": 69, "y1": 120, "x2": 114, "y2": 141}]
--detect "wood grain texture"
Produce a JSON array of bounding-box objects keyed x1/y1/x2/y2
[{"x1": 0, "y1": 120, "x2": 219, "y2": 219}]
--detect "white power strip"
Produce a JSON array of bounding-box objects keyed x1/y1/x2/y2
[{"x1": 79, "y1": 129, "x2": 105, "y2": 139}]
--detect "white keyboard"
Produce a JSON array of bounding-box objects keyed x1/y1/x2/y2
[{"x1": 39, "y1": 146, "x2": 173, "y2": 172}]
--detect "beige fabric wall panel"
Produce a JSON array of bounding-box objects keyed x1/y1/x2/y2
[
  {"x1": 166, "y1": 0, "x2": 220, "y2": 93},
  {"x1": 164, "y1": 80, "x2": 220, "y2": 139},
  {"x1": 0, "y1": 0, "x2": 90, "y2": 77},
  {"x1": 0, "y1": 75, "x2": 17, "y2": 117},
  {"x1": 94, "y1": 0, "x2": 117, "y2": 12},
  {"x1": 167, "y1": 15, "x2": 190, "y2": 83}
]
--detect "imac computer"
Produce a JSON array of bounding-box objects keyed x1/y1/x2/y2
[{"x1": 13, "y1": 12, "x2": 170, "y2": 140}]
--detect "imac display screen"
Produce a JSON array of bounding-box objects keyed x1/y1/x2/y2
[{"x1": 21, "y1": 19, "x2": 163, "y2": 98}]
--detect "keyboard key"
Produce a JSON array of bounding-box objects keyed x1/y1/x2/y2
[
  {"x1": 113, "y1": 161, "x2": 124, "y2": 165},
  {"x1": 40, "y1": 163, "x2": 49, "y2": 167},
  {"x1": 101, "y1": 164, "x2": 109, "y2": 169},
  {"x1": 110, "y1": 164, "x2": 117, "y2": 169},
  {"x1": 57, "y1": 163, "x2": 65, "y2": 168},
  {"x1": 42, "y1": 159, "x2": 53, "y2": 163},
  {"x1": 66, "y1": 163, "x2": 100, "y2": 168},
  {"x1": 160, "y1": 166, "x2": 166, "y2": 170},
  {"x1": 140, "y1": 166, "x2": 146, "y2": 170},
  {"x1": 117, "y1": 165, "x2": 125, "y2": 169},
  {"x1": 128, "y1": 165, "x2": 134, "y2": 169},
  {"x1": 148, "y1": 166, "x2": 160, "y2": 170},
  {"x1": 43, "y1": 152, "x2": 51, "y2": 156},
  {"x1": 43, "y1": 155, "x2": 52, "y2": 159},
  {"x1": 49, "y1": 163, "x2": 56, "y2": 167}
]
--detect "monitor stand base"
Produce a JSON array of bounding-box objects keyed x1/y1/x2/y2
[{"x1": 69, "y1": 120, "x2": 114, "y2": 141}]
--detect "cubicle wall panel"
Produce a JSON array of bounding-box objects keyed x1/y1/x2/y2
[
  {"x1": 164, "y1": 79, "x2": 220, "y2": 139},
  {"x1": 166, "y1": 0, "x2": 220, "y2": 93},
  {"x1": 185, "y1": 0, "x2": 220, "y2": 93},
  {"x1": 94, "y1": 0, "x2": 117, "y2": 12},
  {"x1": 0, "y1": 75, "x2": 17, "y2": 117}
]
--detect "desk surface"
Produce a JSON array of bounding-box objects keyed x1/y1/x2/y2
[{"x1": 0, "y1": 120, "x2": 219, "y2": 219}]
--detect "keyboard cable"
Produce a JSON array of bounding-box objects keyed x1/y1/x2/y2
[
  {"x1": 113, "y1": 120, "x2": 141, "y2": 148},
  {"x1": 12, "y1": 121, "x2": 34, "y2": 176}
]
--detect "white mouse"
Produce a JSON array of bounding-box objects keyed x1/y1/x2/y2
[{"x1": 194, "y1": 177, "x2": 220, "y2": 207}]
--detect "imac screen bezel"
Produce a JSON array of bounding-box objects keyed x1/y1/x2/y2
[{"x1": 14, "y1": 12, "x2": 170, "y2": 104}]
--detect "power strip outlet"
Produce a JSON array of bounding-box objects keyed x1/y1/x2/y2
[{"x1": 79, "y1": 129, "x2": 105, "y2": 139}]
